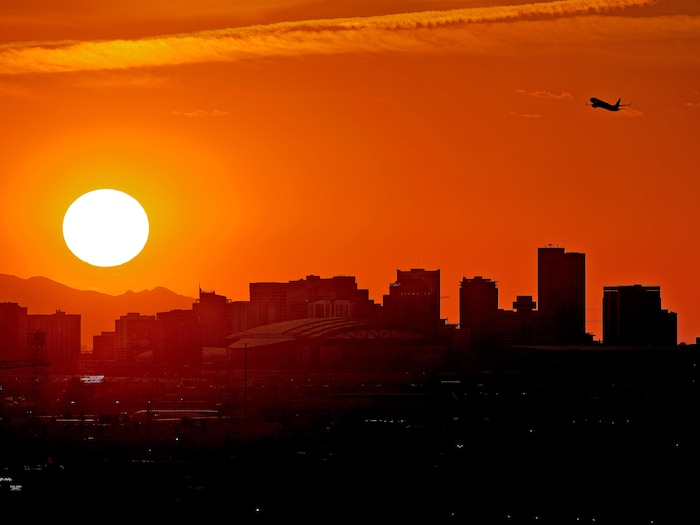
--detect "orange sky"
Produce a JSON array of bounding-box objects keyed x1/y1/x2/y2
[{"x1": 1, "y1": 0, "x2": 700, "y2": 343}]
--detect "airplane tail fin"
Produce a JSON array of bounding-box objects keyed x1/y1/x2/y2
[{"x1": 615, "y1": 98, "x2": 621, "y2": 107}]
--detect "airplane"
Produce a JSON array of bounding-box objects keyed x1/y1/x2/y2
[{"x1": 587, "y1": 97, "x2": 631, "y2": 111}]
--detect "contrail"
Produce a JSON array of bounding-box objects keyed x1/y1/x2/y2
[{"x1": 0, "y1": 0, "x2": 660, "y2": 75}]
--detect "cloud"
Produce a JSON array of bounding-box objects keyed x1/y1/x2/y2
[
  {"x1": 0, "y1": 0, "x2": 669, "y2": 75},
  {"x1": 515, "y1": 89, "x2": 574, "y2": 100},
  {"x1": 618, "y1": 108, "x2": 644, "y2": 117},
  {"x1": 171, "y1": 109, "x2": 230, "y2": 117},
  {"x1": 74, "y1": 72, "x2": 172, "y2": 89}
]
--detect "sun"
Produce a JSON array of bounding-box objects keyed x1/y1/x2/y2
[{"x1": 63, "y1": 189, "x2": 149, "y2": 267}]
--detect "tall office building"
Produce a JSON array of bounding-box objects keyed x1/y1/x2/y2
[
  {"x1": 156, "y1": 309, "x2": 201, "y2": 366},
  {"x1": 0, "y1": 302, "x2": 28, "y2": 361},
  {"x1": 28, "y1": 310, "x2": 81, "y2": 364},
  {"x1": 538, "y1": 245, "x2": 587, "y2": 344},
  {"x1": 248, "y1": 275, "x2": 379, "y2": 327},
  {"x1": 603, "y1": 285, "x2": 677, "y2": 346},
  {"x1": 383, "y1": 268, "x2": 441, "y2": 332},
  {"x1": 93, "y1": 331, "x2": 117, "y2": 361},
  {"x1": 193, "y1": 289, "x2": 232, "y2": 348},
  {"x1": 459, "y1": 276, "x2": 499, "y2": 344},
  {"x1": 115, "y1": 313, "x2": 157, "y2": 362}
]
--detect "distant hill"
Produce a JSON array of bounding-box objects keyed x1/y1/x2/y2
[{"x1": 0, "y1": 274, "x2": 196, "y2": 350}]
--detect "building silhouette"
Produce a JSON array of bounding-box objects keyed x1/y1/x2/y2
[
  {"x1": 459, "y1": 247, "x2": 590, "y2": 346},
  {"x1": 27, "y1": 310, "x2": 81, "y2": 365},
  {"x1": 247, "y1": 275, "x2": 380, "y2": 327},
  {"x1": 603, "y1": 285, "x2": 677, "y2": 346},
  {"x1": 225, "y1": 317, "x2": 450, "y2": 374},
  {"x1": 491, "y1": 295, "x2": 556, "y2": 346},
  {"x1": 537, "y1": 245, "x2": 588, "y2": 344},
  {"x1": 93, "y1": 331, "x2": 117, "y2": 361},
  {"x1": 7, "y1": 243, "x2": 690, "y2": 372},
  {"x1": 194, "y1": 289, "x2": 232, "y2": 348},
  {"x1": 0, "y1": 302, "x2": 28, "y2": 361},
  {"x1": 155, "y1": 308, "x2": 201, "y2": 367},
  {"x1": 115, "y1": 313, "x2": 157, "y2": 362},
  {"x1": 511, "y1": 295, "x2": 537, "y2": 344},
  {"x1": 383, "y1": 268, "x2": 441, "y2": 332},
  {"x1": 459, "y1": 276, "x2": 499, "y2": 344}
]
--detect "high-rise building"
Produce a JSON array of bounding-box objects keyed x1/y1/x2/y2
[
  {"x1": 0, "y1": 302, "x2": 28, "y2": 361},
  {"x1": 92, "y1": 331, "x2": 116, "y2": 361},
  {"x1": 603, "y1": 285, "x2": 677, "y2": 346},
  {"x1": 248, "y1": 282, "x2": 287, "y2": 326},
  {"x1": 459, "y1": 276, "x2": 499, "y2": 344},
  {"x1": 28, "y1": 310, "x2": 81, "y2": 364},
  {"x1": 383, "y1": 268, "x2": 441, "y2": 332},
  {"x1": 538, "y1": 245, "x2": 587, "y2": 344},
  {"x1": 115, "y1": 313, "x2": 157, "y2": 362},
  {"x1": 193, "y1": 289, "x2": 232, "y2": 348},
  {"x1": 495, "y1": 295, "x2": 539, "y2": 345},
  {"x1": 248, "y1": 275, "x2": 380, "y2": 327},
  {"x1": 155, "y1": 309, "x2": 201, "y2": 366}
]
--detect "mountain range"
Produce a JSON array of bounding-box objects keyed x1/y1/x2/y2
[{"x1": 0, "y1": 274, "x2": 196, "y2": 350}]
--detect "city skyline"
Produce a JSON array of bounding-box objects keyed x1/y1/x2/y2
[
  {"x1": 2, "y1": 2, "x2": 699, "y2": 345},
  {"x1": 0, "y1": 243, "x2": 684, "y2": 354}
]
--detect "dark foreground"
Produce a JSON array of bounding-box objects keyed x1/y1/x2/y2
[{"x1": 2, "y1": 346, "x2": 699, "y2": 523}]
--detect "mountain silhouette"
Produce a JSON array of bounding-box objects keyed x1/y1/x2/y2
[{"x1": 0, "y1": 274, "x2": 196, "y2": 351}]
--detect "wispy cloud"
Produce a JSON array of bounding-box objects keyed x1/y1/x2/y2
[
  {"x1": 618, "y1": 108, "x2": 644, "y2": 117},
  {"x1": 515, "y1": 89, "x2": 574, "y2": 100},
  {"x1": 0, "y1": 0, "x2": 665, "y2": 75},
  {"x1": 74, "y1": 72, "x2": 172, "y2": 89}
]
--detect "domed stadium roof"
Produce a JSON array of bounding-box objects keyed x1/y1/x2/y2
[{"x1": 226, "y1": 317, "x2": 446, "y2": 349}]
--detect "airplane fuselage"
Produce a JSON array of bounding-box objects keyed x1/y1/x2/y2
[{"x1": 588, "y1": 97, "x2": 629, "y2": 112}]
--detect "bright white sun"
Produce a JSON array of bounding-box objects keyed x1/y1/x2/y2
[{"x1": 63, "y1": 189, "x2": 149, "y2": 267}]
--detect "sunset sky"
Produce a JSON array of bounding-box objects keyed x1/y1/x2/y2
[{"x1": 1, "y1": 0, "x2": 699, "y2": 343}]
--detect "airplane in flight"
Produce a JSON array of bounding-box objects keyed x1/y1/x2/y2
[{"x1": 587, "y1": 97, "x2": 631, "y2": 112}]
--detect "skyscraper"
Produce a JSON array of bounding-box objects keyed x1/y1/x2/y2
[
  {"x1": 248, "y1": 275, "x2": 380, "y2": 326},
  {"x1": 156, "y1": 309, "x2": 201, "y2": 366},
  {"x1": 603, "y1": 284, "x2": 677, "y2": 346},
  {"x1": 115, "y1": 312, "x2": 157, "y2": 362},
  {"x1": 0, "y1": 302, "x2": 28, "y2": 361},
  {"x1": 28, "y1": 310, "x2": 81, "y2": 364},
  {"x1": 383, "y1": 268, "x2": 441, "y2": 332},
  {"x1": 537, "y1": 245, "x2": 587, "y2": 344},
  {"x1": 459, "y1": 276, "x2": 498, "y2": 344},
  {"x1": 193, "y1": 289, "x2": 232, "y2": 348}
]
